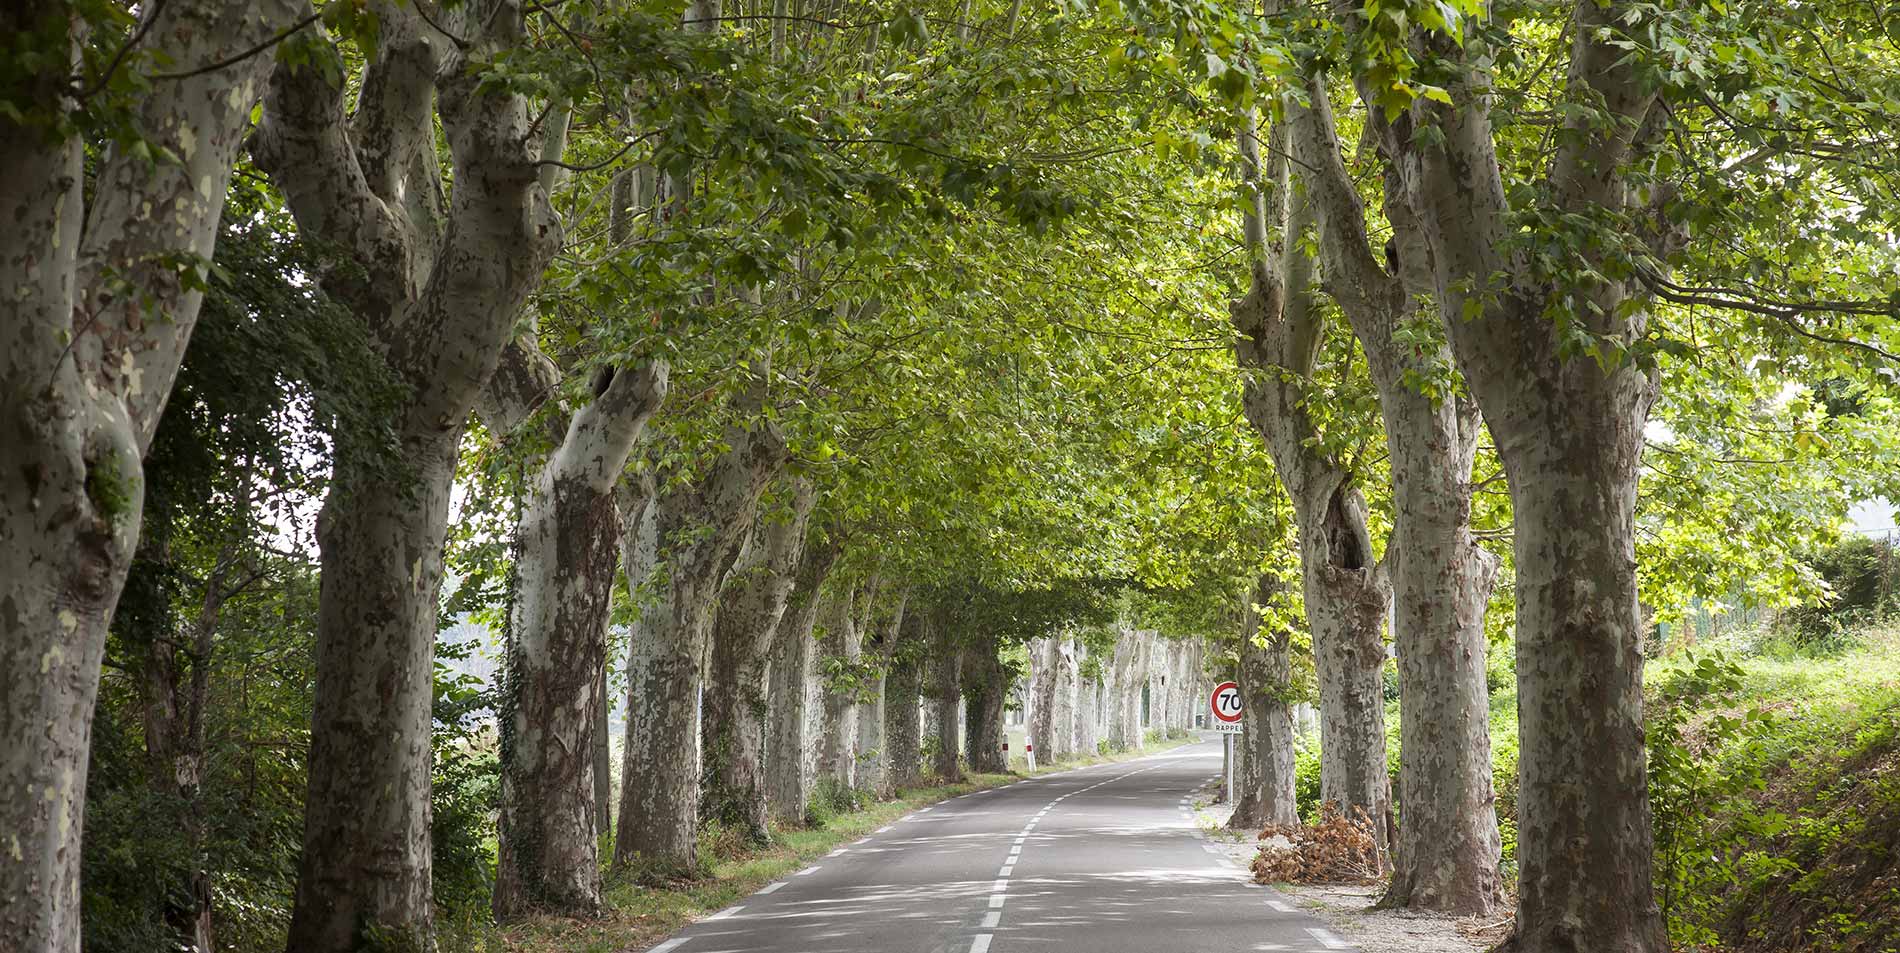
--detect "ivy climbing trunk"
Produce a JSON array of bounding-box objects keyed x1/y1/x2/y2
[
  {"x1": 884, "y1": 607, "x2": 927, "y2": 790},
  {"x1": 703, "y1": 480, "x2": 816, "y2": 846},
  {"x1": 0, "y1": 4, "x2": 298, "y2": 949},
  {"x1": 1229, "y1": 576, "x2": 1300, "y2": 831},
  {"x1": 928, "y1": 609, "x2": 964, "y2": 781},
  {"x1": 963, "y1": 639, "x2": 1008, "y2": 773},
  {"x1": 767, "y1": 540, "x2": 837, "y2": 825},
  {"x1": 614, "y1": 422, "x2": 784, "y2": 876},
  {"x1": 252, "y1": 5, "x2": 564, "y2": 947},
  {"x1": 492, "y1": 364, "x2": 668, "y2": 919},
  {"x1": 854, "y1": 588, "x2": 903, "y2": 798}
]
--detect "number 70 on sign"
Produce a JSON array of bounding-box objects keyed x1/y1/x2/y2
[{"x1": 1209, "y1": 681, "x2": 1243, "y2": 733}]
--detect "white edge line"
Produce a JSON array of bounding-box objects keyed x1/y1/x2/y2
[
  {"x1": 970, "y1": 934, "x2": 994, "y2": 953},
  {"x1": 705, "y1": 905, "x2": 743, "y2": 921},
  {"x1": 795, "y1": 866, "x2": 820, "y2": 876},
  {"x1": 649, "y1": 940, "x2": 688, "y2": 953},
  {"x1": 756, "y1": 882, "x2": 785, "y2": 894},
  {"x1": 1307, "y1": 927, "x2": 1352, "y2": 950}
]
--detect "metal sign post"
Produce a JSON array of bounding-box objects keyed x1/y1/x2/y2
[{"x1": 1209, "y1": 680, "x2": 1243, "y2": 805}]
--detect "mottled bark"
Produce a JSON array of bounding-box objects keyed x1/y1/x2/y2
[
  {"x1": 767, "y1": 541, "x2": 838, "y2": 825},
  {"x1": 493, "y1": 365, "x2": 667, "y2": 918},
  {"x1": 1357, "y1": 1, "x2": 1670, "y2": 945},
  {"x1": 614, "y1": 422, "x2": 784, "y2": 876},
  {"x1": 703, "y1": 480, "x2": 816, "y2": 845},
  {"x1": 963, "y1": 639, "x2": 1008, "y2": 773},
  {"x1": 1229, "y1": 576, "x2": 1300, "y2": 831},
  {"x1": 884, "y1": 608, "x2": 927, "y2": 789},
  {"x1": 1105, "y1": 629, "x2": 1151, "y2": 750},
  {"x1": 0, "y1": 4, "x2": 298, "y2": 948},
  {"x1": 1230, "y1": 107, "x2": 1393, "y2": 856},
  {"x1": 854, "y1": 588, "x2": 903, "y2": 798},
  {"x1": 814, "y1": 585, "x2": 862, "y2": 793},
  {"x1": 1074, "y1": 639, "x2": 1101, "y2": 757},
  {"x1": 927, "y1": 609, "x2": 963, "y2": 781},
  {"x1": 1280, "y1": 66, "x2": 1503, "y2": 915},
  {"x1": 249, "y1": 3, "x2": 565, "y2": 944},
  {"x1": 1027, "y1": 638, "x2": 1060, "y2": 761},
  {"x1": 594, "y1": 669, "x2": 614, "y2": 837}
]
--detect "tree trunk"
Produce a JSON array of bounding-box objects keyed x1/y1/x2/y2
[
  {"x1": 1229, "y1": 576, "x2": 1300, "y2": 831},
  {"x1": 1074, "y1": 641, "x2": 1100, "y2": 757},
  {"x1": 927, "y1": 610, "x2": 963, "y2": 781},
  {"x1": 614, "y1": 424, "x2": 783, "y2": 876},
  {"x1": 854, "y1": 674, "x2": 888, "y2": 795},
  {"x1": 702, "y1": 480, "x2": 816, "y2": 846},
  {"x1": 0, "y1": 4, "x2": 297, "y2": 948},
  {"x1": 814, "y1": 585, "x2": 861, "y2": 795},
  {"x1": 1051, "y1": 638, "x2": 1078, "y2": 759},
  {"x1": 135, "y1": 551, "x2": 237, "y2": 953},
  {"x1": 1492, "y1": 413, "x2": 1661, "y2": 951},
  {"x1": 1280, "y1": 68, "x2": 1504, "y2": 914},
  {"x1": 883, "y1": 607, "x2": 926, "y2": 790},
  {"x1": 294, "y1": 435, "x2": 457, "y2": 949},
  {"x1": 852, "y1": 587, "x2": 903, "y2": 797},
  {"x1": 1027, "y1": 638, "x2": 1059, "y2": 762},
  {"x1": 963, "y1": 640, "x2": 1008, "y2": 773},
  {"x1": 594, "y1": 669, "x2": 613, "y2": 838},
  {"x1": 1376, "y1": 1, "x2": 1670, "y2": 942},
  {"x1": 493, "y1": 365, "x2": 666, "y2": 919},
  {"x1": 1230, "y1": 107, "x2": 1394, "y2": 857},
  {"x1": 767, "y1": 541, "x2": 837, "y2": 826},
  {"x1": 254, "y1": 6, "x2": 563, "y2": 946}
]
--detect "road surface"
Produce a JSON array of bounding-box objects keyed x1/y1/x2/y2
[{"x1": 647, "y1": 738, "x2": 1359, "y2": 953}]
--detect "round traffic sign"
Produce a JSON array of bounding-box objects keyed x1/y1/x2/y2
[{"x1": 1210, "y1": 681, "x2": 1243, "y2": 723}]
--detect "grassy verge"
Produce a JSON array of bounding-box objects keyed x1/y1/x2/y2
[{"x1": 482, "y1": 733, "x2": 1199, "y2": 953}]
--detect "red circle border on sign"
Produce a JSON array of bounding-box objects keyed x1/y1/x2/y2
[{"x1": 1210, "y1": 681, "x2": 1242, "y2": 723}]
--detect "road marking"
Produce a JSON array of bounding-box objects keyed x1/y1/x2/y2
[
  {"x1": 756, "y1": 882, "x2": 784, "y2": 894},
  {"x1": 970, "y1": 934, "x2": 993, "y2": 953},
  {"x1": 1266, "y1": 899, "x2": 1295, "y2": 912},
  {"x1": 992, "y1": 879, "x2": 1009, "y2": 893},
  {"x1": 1008, "y1": 846, "x2": 1021, "y2": 857},
  {"x1": 1307, "y1": 927, "x2": 1352, "y2": 949},
  {"x1": 795, "y1": 866, "x2": 820, "y2": 876},
  {"x1": 982, "y1": 911, "x2": 1001, "y2": 928},
  {"x1": 826, "y1": 848, "x2": 847, "y2": 857},
  {"x1": 705, "y1": 905, "x2": 743, "y2": 921},
  {"x1": 649, "y1": 941, "x2": 688, "y2": 953},
  {"x1": 999, "y1": 865, "x2": 1013, "y2": 876},
  {"x1": 989, "y1": 894, "x2": 1006, "y2": 908},
  {"x1": 876, "y1": 826, "x2": 894, "y2": 833}
]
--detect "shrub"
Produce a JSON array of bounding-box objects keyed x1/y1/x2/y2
[
  {"x1": 1293, "y1": 745, "x2": 1323, "y2": 825},
  {"x1": 1785, "y1": 536, "x2": 1899, "y2": 642},
  {"x1": 1646, "y1": 650, "x2": 1788, "y2": 949}
]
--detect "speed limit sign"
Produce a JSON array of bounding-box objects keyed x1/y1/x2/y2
[{"x1": 1210, "y1": 681, "x2": 1243, "y2": 732}]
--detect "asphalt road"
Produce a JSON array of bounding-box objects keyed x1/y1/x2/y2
[{"x1": 647, "y1": 738, "x2": 1359, "y2": 953}]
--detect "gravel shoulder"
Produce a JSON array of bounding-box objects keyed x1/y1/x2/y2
[{"x1": 1191, "y1": 790, "x2": 1501, "y2": 953}]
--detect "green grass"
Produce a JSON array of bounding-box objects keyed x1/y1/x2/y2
[{"x1": 475, "y1": 734, "x2": 1197, "y2": 953}]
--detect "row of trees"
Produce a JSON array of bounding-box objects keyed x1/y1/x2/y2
[{"x1": 4, "y1": 1, "x2": 1896, "y2": 952}]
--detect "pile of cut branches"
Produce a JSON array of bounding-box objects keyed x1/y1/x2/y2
[{"x1": 1249, "y1": 804, "x2": 1383, "y2": 885}]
